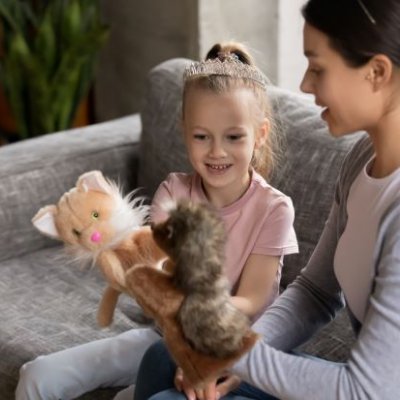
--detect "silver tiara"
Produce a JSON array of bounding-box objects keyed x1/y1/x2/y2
[{"x1": 183, "y1": 55, "x2": 269, "y2": 89}]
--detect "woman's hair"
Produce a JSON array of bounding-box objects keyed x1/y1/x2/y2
[
  {"x1": 182, "y1": 41, "x2": 280, "y2": 178},
  {"x1": 302, "y1": 0, "x2": 400, "y2": 67}
]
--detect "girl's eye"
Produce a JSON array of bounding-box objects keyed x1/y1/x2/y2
[
  {"x1": 227, "y1": 134, "x2": 244, "y2": 142},
  {"x1": 193, "y1": 134, "x2": 208, "y2": 141},
  {"x1": 91, "y1": 211, "x2": 99, "y2": 220},
  {"x1": 72, "y1": 228, "x2": 81, "y2": 237}
]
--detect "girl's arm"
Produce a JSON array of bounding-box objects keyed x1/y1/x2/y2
[
  {"x1": 230, "y1": 185, "x2": 298, "y2": 320},
  {"x1": 230, "y1": 254, "x2": 280, "y2": 318}
]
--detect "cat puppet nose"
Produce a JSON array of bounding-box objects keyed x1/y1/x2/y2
[{"x1": 91, "y1": 231, "x2": 102, "y2": 243}]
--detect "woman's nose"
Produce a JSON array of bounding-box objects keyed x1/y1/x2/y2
[{"x1": 300, "y1": 72, "x2": 312, "y2": 94}]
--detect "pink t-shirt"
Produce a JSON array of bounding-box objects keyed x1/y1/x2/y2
[{"x1": 151, "y1": 171, "x2": 298, "y2": 311}]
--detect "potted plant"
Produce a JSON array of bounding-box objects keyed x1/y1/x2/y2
[{"x1": 0, "y1": 0, "x2": 109, "y2": 140}]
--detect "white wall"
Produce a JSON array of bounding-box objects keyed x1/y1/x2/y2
[
  {"x1": 197, "y1": 0, "x2": 279, "y2": 83},
  {"x1": 278, "y1": 0, "x2": 307, "y2": 91},
  {"x1": 95, "y1": 0, "x2": 307, "y2": 121}
]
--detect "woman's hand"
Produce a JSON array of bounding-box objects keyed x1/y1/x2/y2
[
  {"x1": 174, "y1": 367, "x2": 199, "y2": 400},
  {"x1": 215, "y1": 374, "x2": 242, "y2": 397},
  {"x1": 174, "y1": 367, "x2": 241, "y2": 400}
]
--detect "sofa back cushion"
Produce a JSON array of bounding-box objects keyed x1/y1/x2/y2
[
  {"x1": 0, "y1": 116, "x2": 141, "y2": 263},
  {"x1": 267, "y1": 87, "x2": 363, "y2": 286},
  {"x1": 138, "y1": 58, "x2": 363, "y2": 288}
]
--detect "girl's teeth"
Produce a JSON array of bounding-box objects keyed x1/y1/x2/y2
[{"x1": 209, "y1": 164, "x2": 228, "y2": 170}]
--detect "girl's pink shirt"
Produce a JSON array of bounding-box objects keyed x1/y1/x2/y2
[{"x1": 151, "y1": 171, "x2": 298, "y2": 310}]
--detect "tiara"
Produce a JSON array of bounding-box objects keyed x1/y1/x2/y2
[{"x1": 183, "y1": 54, "x2": 269, "y2": 89}]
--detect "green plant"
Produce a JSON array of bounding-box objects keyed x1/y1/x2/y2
[{"x1": 0, "y1": 0, "x2": 109, "y2": 139}]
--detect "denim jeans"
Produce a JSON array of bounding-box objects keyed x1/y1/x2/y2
[{"x1": 134, "y1": 339, "x2": 277, "y2": 400}]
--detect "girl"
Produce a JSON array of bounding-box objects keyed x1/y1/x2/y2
[
  {"x1": 137, "y1": 0, "x2": 400, "y2": 399},
  {"x1": 15, "y1": 42, "x2": 298, "y2": 400},
  {"x1": 133, "y1": 42, "x2": 298, "y2": 400}
]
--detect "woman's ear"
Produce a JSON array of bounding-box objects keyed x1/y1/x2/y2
[
  {"x1": 365, "y1": 54, "x2": 393, "y2": 90},
  {"x1": 255, "y1": 118, "x2": 270, "y2": 148}
]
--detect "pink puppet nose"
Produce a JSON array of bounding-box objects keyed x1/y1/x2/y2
[{"x1": 91, "y1": 231, "x2": 102, "y2": 243}]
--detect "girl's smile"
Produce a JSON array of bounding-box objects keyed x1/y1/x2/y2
[
  {"x1": 205, "y1": 163, "x2": 233, "y2": 173},
  {"x1": 183, "y1": 86, "x2": 266, "y2": 207}
]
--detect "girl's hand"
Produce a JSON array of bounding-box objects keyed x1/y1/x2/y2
[{"x1": 174, "y1": 367, "x2": 241, "y2": 400}]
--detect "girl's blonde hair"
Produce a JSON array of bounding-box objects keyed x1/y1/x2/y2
[{"x1": 183, "y1": 41, "x2": 281, "y2": 178}]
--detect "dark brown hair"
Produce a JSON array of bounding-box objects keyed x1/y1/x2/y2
[{"x1": 302, "y1": 0, "x2": 400, "y2": 67}]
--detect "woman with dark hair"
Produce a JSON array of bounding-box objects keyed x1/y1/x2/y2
[{"x1": 135, "y1": 0, "x2": 400, "y2": 398}]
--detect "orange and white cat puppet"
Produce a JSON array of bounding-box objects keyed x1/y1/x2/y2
[{"x1": 32, "y1": 170, "x2": 166, "y2": 327}]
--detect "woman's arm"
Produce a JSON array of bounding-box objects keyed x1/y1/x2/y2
[
  {"x1": 248, "y1": 136, "x2": 373, "y2": 352},
  {"x1": 231, "y1": 254, "x2": 280, "y2": 319},
  {"x1": 231, "y1": 202, "x2": 400, "y2": 399}
]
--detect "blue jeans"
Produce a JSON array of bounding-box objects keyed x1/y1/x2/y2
[{"x1": 134, "y1": 339, "x2": 277, "y2": 400}]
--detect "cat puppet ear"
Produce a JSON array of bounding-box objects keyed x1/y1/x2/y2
[
  {"x1": 32, "y1": 205, "x2": 60, "y2": 239},
  {"x1": 76, "y1": 170, "x2": 112, "y2": 194}
]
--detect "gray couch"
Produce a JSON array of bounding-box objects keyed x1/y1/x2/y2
[{"x1": 0, "y1": 58, "x2": 361, "y2": 400}]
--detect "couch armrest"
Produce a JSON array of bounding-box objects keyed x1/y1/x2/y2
[{"x1": 0, "y1": 115, "x2": 141, "y2": 262}]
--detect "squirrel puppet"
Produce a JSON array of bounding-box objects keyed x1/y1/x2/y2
[{"x1": 32, "y1": 170, "x2": 258, "y2": 386}]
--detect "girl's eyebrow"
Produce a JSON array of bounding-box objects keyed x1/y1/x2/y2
[
  {"x1": 191, "y1": 125, "x2": 208, "y2": 131},
  {"x1": 190, "y1": 125, "x2": 246, "y2": 132}
]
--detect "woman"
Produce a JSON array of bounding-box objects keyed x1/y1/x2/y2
[{"x1": 135, "y1": 0, "x2": 400, "y2": 399}]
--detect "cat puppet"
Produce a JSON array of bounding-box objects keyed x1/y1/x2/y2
[
  {"x1": 125, "y1": 201, "x2": 259, "y2": 386},
  {"x1": 32, "y1": 170, "x2": 166, "y2": 327}
]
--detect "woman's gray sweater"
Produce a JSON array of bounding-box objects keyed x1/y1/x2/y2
[{"x1": 232, "y1": 135, "x2": 400, "y2": 399}]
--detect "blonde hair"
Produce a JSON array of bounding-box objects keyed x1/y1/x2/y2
[{"x1": 182, "y1": 41, "x2": 280, "y2": 178}]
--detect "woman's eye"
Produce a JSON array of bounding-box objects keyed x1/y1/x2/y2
[
  {"x1": 72, "y1": 228, "x2": 81, "y2": 237},
  {"x1": 309, "y1": 67, "x2": 322, "y2": 76},
  {"x1": 91, "y1": 211, "x2": 100, "y2": 220}
]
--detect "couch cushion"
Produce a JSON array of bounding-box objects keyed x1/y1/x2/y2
[
  {"x1": 139, "y1": 58, "x2": 364, "y2": 288},
  {"x1": 267, "y1": 86, "x2": 364, "y2": 286},
  {"x1": 0, "y1": 246, "x2": 149, "y2": 398},
  {"x1": 0, "y1": 116, "x2": 141, "y2": 263},
  {"x1": 138, "y1": 58, "x2": 192, "y2": 198}
]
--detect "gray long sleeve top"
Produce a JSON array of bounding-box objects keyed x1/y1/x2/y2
[{"x1": 232, "y1": 135, "x2": 400, "y2": 399}]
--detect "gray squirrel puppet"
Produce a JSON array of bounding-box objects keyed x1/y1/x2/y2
[{"x1": 152, "y1": 200, "x2": 251, "y2": 358}]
